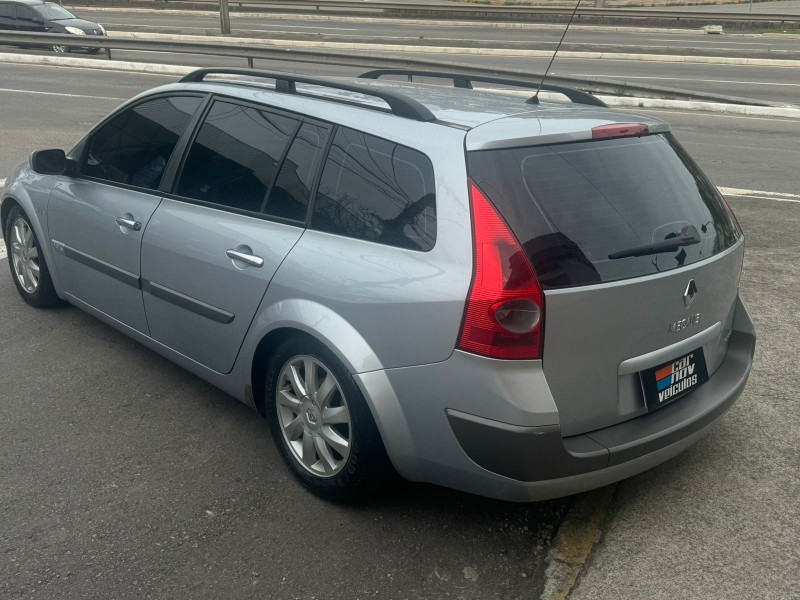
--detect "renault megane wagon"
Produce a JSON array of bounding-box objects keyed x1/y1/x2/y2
[{"x1": 1, "y1": 68, "x2": 756, "y2": 501}]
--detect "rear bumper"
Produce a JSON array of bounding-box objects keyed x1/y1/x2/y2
[
  {"x1": 357, "y1": 297, "x2": 755, "y2": 502},
  {"x1": 447, "y1": 329, "x2": 754, "y2": 483}
]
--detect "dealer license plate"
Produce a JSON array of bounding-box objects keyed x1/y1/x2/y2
[{"x1": 640, "y1": 348, "x2": 709, "y2": 411}]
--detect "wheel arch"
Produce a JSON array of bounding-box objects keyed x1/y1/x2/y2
[
  {"x1": 1, "y1": 196, "x2": 22, "y2": 235},
  {"x1": 245, "y1": 300, "x2": 385, "y2": 416}
]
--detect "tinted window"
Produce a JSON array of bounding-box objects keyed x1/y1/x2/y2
[
  {"x1": 0, "y1": 4, "x2": 14, "y2": 19},
  {"x1": 82, "y1": 96, "x2": 202, "y2": 190},
  {"x1": 312, "y1": 128, "x2": 436, "y2": 251},
  {"x1": 467, "y1": 134, "x2": 741, "y2": 289},
  {"x1": 36, "y1": 3, "x2": 76, "y2": 20},
  {"x1": 264, "y1": 122, "x2": 330, "y2": 222},
  {"x1": 15, "y1": 5, "x2": 39, "y2": 21},
  {"x1": 176, "y1": 101, "x2": 297, "y2": 213}
]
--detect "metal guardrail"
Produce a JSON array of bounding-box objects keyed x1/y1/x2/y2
[
  {"x1": 0, "y1": 30, "x2": 780, "y2": 106},
  {"x1": 156, "y1": 0, "x2": 800, "y2": 24}
]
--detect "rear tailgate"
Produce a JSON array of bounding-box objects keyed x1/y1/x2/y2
[{"x1": 467, "y1": 129, "x2": 743, "y2": 436}]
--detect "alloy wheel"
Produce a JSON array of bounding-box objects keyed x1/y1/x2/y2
[
  {"x1": 9, "y1": 217, "x2": 40, "y2": 294},
  {"x1": 52, "y1": 44, "x2": 67, "y2": 53},
  {"x1": 276, "y1": 355, "x2": 352, "y2": 477}
]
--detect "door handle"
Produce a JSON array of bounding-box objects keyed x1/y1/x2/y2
[
  {"x1": 226, "y1": 249, "x2": 264, "y2": 268},
  {"x1": 116, "y1": 217, "x2": 142, "y2": 231}
]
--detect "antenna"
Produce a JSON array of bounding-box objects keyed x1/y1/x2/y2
[{"x1": 531, "y1": 0, "x2": 583, "y2": 104}]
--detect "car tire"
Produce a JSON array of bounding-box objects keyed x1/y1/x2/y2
[
  {"x1": 51, "y1": 44, "x2": 68, "y2": 53},
  {"x1": 87, "y1": 47, "x2": 101, "y2": 54},
  {"x1": 264, "y1": 336, "x2": 393, "y2": 502},
  {"x1": 4, "y1": 205, "x2": 60, "y2": 308}
]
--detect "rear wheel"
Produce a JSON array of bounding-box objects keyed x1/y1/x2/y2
[
  {"x1": 87, "y1": 47, "x2": 101, "y2": 54},
  {"x1": 51, "y1": 44, "x2": 68, "y2": 53},
  {"x1": 5, "y1": 206, "x2": 60, "y2": 308},
  {"x1": 264, "y1": 336, "x2": 392, "y2": 501}
]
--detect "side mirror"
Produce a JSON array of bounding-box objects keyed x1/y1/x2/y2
[{"x1": 31, "y1": 149, "x2": 69, "y2": 175}]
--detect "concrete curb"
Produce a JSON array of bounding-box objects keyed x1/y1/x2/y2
[
  {"x1": 596, "y1": 95, "x2": 800, "y2": 117},
  {"x1": 3, "y1": 53, "x2": 799, "y2": 119},
  {"x1": 106, "y1": 30, "x2": 800, "y2": 67},
  {"x1": 494, "y1": 88, "x2": 800, "y2": 117},
  {"x1": 74, "y1": 6, "x2": 708, "y2": 34},
  {"x1": 540, "y1": 486, "x2": 616, "y2": 600},
  {"x1": 0, "y1": 52, "x2": 193, "y2": 76}
]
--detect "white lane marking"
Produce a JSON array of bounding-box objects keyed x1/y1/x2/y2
[
  {"x1": 0, "y1": 180, "x2": 5, "y2": 260},
  {"x1": 692, "y1": 141, "x2": 800, "y2": 154},
  {"x1": 719, "y1": 187, "x2": 800, "y2": 204},
  {"x1": 650, "y1": 37, "x2": 796, "y2": 46},
  {"x1": 0, "y1": 87, "x2": 124, "y2": 100},
  {"x1": 566, "y1": 74, "x2": 800, "y2": 87}
]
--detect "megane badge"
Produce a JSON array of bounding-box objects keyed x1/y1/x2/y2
[{"x1": 684, "y1": 279, "x2": 698, "y2": 309}]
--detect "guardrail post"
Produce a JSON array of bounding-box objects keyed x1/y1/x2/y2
[
  {"x1": 105, "y1": 47, "x2": 112, "y2": 60},
  {"x1": 247, "y1": 56, "x2": 254, "y2": 68},
  {"x1": 220, "y1": 0, "x2": 231, "y2": 35}
]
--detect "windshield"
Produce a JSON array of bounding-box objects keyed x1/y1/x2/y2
[
  {"x1": 467, "y1": 133, "x2": 742, "y2": 289},
  {"x1": 35, "y1": 3, "x2": 76, "y2": 20}
]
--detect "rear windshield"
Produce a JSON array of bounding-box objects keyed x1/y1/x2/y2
[{"x1": 468, "y1": 133, "x2": 741, "y2": 289}]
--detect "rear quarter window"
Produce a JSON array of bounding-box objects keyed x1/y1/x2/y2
[{"x1": 312, "y1": 127, "x2": 436, "y2": 252}]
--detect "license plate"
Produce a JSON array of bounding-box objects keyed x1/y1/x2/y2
[{"x1": 640, "y1": 348, "x2": 709, "y2": 411}]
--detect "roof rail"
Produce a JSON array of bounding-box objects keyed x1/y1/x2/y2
[
  {"x1": 358, "y1": 69, "x2": 608, "y2": 108},
  {"x1": 179, "y1": 68, "x2": 436, "y2": 122}
]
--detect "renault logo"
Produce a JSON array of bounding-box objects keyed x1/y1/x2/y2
[{"x1": 683, "y1": 279, "x2": 698, "y2": 309}]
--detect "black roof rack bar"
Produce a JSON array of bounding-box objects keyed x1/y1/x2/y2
[
  {"x1": 180, "y1": 68, "x2": 437, "y2": 122},
  {"x1": 358, "y1": 69, "x2": 608, "y2": 108}
]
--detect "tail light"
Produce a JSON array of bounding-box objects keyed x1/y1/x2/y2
[{"x1": 458, "y1": 180, "x2": 544, "y2": 360}]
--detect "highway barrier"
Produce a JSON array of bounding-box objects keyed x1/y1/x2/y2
[
  {"x1": 0, "y1": 30, "x2": 787, "y2": 107},
  {"x1": 74, "y1": 0, "x2": 800, "y2": 29}
]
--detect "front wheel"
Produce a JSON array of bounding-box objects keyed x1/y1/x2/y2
[
  {"x1": 265, "y1": 337, "x2": 393, "y2": 501},
  {"x1": 52, "y1": 44, "x2": 68, "y2": 53},
  {"x1": 5, "y1": 205, "x2": 60, "y2": 308}
]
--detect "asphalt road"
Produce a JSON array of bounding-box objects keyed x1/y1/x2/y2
[
  {"x1": 1, "y1": 46, "x2": 798, "y2": 105},
  {"x1": 0, "y1": 7, "x2": 797, "y2": 104},
  {"x1": 66, "y1": 7, "x2": 800, "y2": 55},
  {"x1": 659, "y1": 0, "x2": 800, "y2": 12},
  {"x1": 1, "y1": 64, "x2": 799, "y2": 599},
  {"x1": 0, "y1": 65, "x2": 570, "y2": 600}
]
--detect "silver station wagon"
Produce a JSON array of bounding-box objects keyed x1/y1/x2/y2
[{"x1": 2, "y1": 68, "x2": 755, "y2": 501}]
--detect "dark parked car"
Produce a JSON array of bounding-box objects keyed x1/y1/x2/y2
[{"x1": 0, "y1": 0, "x2": 105, "y2": 53}]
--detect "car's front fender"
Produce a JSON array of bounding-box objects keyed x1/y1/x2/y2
[{"x1": 2, "y1": 161, "x2": 63, "y2": 296}]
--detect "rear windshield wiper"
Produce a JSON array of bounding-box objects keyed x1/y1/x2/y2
[{"x1": 608, "y1": 225, "x2": 701, "y2": 260}]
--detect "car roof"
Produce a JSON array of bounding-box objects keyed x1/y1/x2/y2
[{"x1": 148, "y1": 75, "x2": 670, "y2": 148}]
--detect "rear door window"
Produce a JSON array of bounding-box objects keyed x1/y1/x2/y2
[
  {"x1": 14, "y1": 4, "x2": 40, "y2": 23},
  {"x1": 82, "y1": 96, "x2": 203, "y2": 191},
  {"x1": 468, "y1": 133, "x2": 741, "y2": 289},
  {"x1": 312, "y1": 127, "x2": 436, "y2": 251},
  {"x1": 176, "y1": 101, "x2": 298, "y2": 214},
  {"x1": 264, "y1": 121, "x2": 331, "y2": 222}
]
